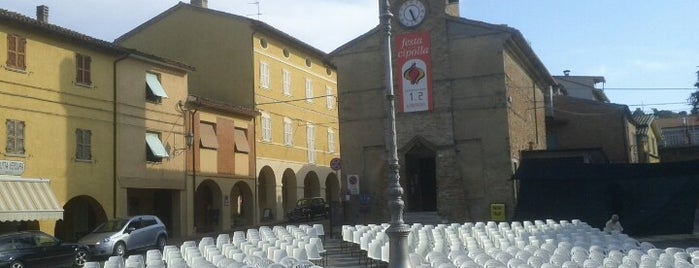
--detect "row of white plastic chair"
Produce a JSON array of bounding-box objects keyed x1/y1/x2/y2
[
  {"x1": 345, "y1": 219, "x2": 697, "y2": 268},
  {"x1": 83, "y1": 223, "x2": 326, "y2": 268}
]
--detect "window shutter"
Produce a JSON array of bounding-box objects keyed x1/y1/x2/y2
[
  {"x1": 76, "y1": 55, "x2": 83, "y2": 82},
  {"x1": 85, "y1": 56, "x2": 91, "y2": 83},
  {"x1": 7, "y1": 35, "x2": 16, "y2": 67},
  {"x1": 17, "y1": 37, "x2": 26, "y2": 69},
  {"x1": 5, "y1": 120, "x2": 13, "y2": 152}
]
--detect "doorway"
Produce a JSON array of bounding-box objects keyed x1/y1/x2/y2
[{"x1": 405, "y1": 143, "x2": 437, "y2": 212}]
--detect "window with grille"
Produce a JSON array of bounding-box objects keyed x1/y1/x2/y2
[
  {"x1": 326, "y1": 86, "x2": 334, "y2": 110},
  {"x1": 327, "y1": 128, "x2": 335, "y2": 153},
  {"x1": 76, "y1": 129, "x2": 92, "y2": 160},
  {"x1": 261, "y1": 113, "x2": 272, "y2": 142},
  {"x1": 75, "y1": 54, "x2": 92, "y2": 85},
  {"x1": 284, "y1": 118, "x2": 293, "y2": 146},
  {"x1": 6, "y1": 34, "x2": 26, "y2": 70},
  {"x1": 307, "y1": 123, "x2": 315, "y2": 163},
  {"x1": 5, "y1": 119, "x2": 25, "y2": 155},
  {"x1": 305, "y1": 78, "x2": 313, "y2": 103},
  {"x1": 282, "y1": 69, "x2": 291, "y2": 96},
  {"x1": 260, "y1": 62, "x2": 270, "y2": 89}
]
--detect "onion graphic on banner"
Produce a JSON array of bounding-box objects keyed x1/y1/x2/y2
[{"x1": 403, "y1": 62, "x2": 425, "y2": 84}]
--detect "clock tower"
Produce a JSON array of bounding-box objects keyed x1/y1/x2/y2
[{"x1": 391, "y1": 0, "x2": 460, "y2": 30}]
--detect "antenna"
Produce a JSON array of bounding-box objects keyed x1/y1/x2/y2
[{"x1": 248, "y1": 1, "x2": 262, "y2": 20}]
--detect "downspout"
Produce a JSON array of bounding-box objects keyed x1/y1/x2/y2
[
  {"x1": 532, "y1": 82, "x2": 538, "y2": 145},
  {"x1": 113, "y1": 53, "x2": 130, "y2": 218}
]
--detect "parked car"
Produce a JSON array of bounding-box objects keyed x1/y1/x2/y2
[
  {"x1": 0, "y1": 230, "x2": 88, "y2": 268},
  {"x1": 78, "y1": 215, "x2": 167, "y2": 257},
  {"x1": 287, "y1": 197, "x2": 329, "y2": 222}
]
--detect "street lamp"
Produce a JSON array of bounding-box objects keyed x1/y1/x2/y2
[{"x1": 379, "y1": 0, "x2": 410, "y2": 267}]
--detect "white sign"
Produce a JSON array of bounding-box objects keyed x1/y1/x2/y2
[
  {"x1": 347, "y1": 174, "x2": 360, "y2": 195},
  {"x1": 0, "y1": 160, "x2": 24, "y2": 176}
]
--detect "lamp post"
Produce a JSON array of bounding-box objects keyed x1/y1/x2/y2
[{"x1": 379, "y1": 0, "x2": 410, "y2": 266}]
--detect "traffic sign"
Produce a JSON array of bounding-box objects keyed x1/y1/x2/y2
[{"x1": 330, "y1": 158, "x2": 341, "y2": 171}]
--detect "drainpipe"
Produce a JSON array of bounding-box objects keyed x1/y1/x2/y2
[{"x1": 113, "y1": 53, "x2": 130, "y2": 218}]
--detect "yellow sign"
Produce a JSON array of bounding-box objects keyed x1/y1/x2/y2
[{"x1": 490, "y1": 203, "x2": 506, "y2": 221}]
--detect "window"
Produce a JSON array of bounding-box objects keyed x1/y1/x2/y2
[
  {"x1": 145, "y1": 132, "x2": 169, "y2": 162},
  {"x1": 76, "y1": 129, "x2": 92, "y2": 160},
  {"x1": 326, "y1": 86, "x2": 334, "y2": 109},
  {"x1": 307, "y1": 123, "x2": 315, "y2": 163},
  {"x1": 145, "y1": 72, "x2": 168, "y2": 103},
  {"x1": 234, "y1": 128, "x2": 250, "y2": 153},
  {"x1": 305, "y1": 78, "x2": 313, "y2": 103},
  {"x1": 284, "y1": 117, "x2": 293, "y2": 146},
  {"x1": 5, "y1": 119, "x2": 25, "y2": 155},
  {"x1": 260, "y1": 61, "x2": 270, "y2": 89},
  {"x1": 75, "y1": 53, "x2": 92, "y2": 85},
  {"x1": 327, "y1": 128, "x2": 335, "y2": 153},
  {"x1": 6, "y1": 34, "x2": 26, "y2": 70},
  {"x1": 282, "y1": 69, "x2": 291, "y2": 96},
  {"x1": 261, "y1": 113, "x2": 271, "y2": 142},
  {"x1": 199, "y1": 122, "x2": 219, "y2": 149}
]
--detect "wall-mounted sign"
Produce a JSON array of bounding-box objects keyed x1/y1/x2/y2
[
  {"x1": 347, "y1": 174, "x2": 360, "y2": 195},
  {"x1": 0, "y1": 160, "x2": 24, "y2": 176},
  {"x1": 395, "y1": 31, "x2": 433, "y2": 113},
  {"x1": 490, "y1": 203, "x2": 506, "y2": 221}
]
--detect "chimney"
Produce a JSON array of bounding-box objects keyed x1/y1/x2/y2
[
  {"x1": 36, "y1": 5, "x2": 49, "y2": 23},
  {"x1": 445, "y1": 0, "x2": 460, "y2": 17},
  {"x1": 190, "y1": 0, "x2": 208, "y2": 8},
  {"x1": 563, "y1": 70, "x2": 570, "y2": 76}
]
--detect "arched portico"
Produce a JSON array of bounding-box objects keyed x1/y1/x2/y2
[
  {"x1": 230, "y1": 181, "x2": 253, "y2": 227},
  {"x1": 303, "y1": 171, "x2": 321, "y2": 198},
  {"x1": 258, "y1": 166, "x2": 277, "y2": 221},
  {"x1": 281, "y1": 168, "x2": 298, "y2": 220},
  {"x1": 195, "y1": 179, "x2": 222, "y2": 233},
  {"x1": 325, "y1": 172, "x2": 340, "y2": 203},
  {"x1": 55, "y1": 195, "x2": 107, "y2": 242}
]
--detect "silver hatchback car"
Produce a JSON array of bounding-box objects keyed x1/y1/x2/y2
[{"x1": 78, "y1": 215, "x2": 168, "y2": 257}]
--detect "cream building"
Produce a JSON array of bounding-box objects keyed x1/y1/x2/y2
[
  {"x1": 117, "y1": 1, "x2": 340, "y2": 227},
  {"x1": 0, "y1": 6, "x2": 193, "y2": 240}
]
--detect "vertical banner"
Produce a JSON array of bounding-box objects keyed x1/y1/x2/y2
[{"x1": 396, "y1": 31, "x2": 433, "y2": 113}]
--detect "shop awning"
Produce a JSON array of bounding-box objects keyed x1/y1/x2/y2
[{"x1": 0, "y1": 177, "x2": 63, "y2": 221}]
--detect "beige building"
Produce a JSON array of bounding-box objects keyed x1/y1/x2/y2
[
  {"x1": 0, "y1": 6, "x2": 193, "y2": 240},
  {"x1": 116, "y1": 1, "x2": 340, "y2": 227},
  {"x1": 330, "y1": 0, "x2": 554, "y2": 222}
]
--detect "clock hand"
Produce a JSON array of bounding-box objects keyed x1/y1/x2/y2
[{"x1": 409, "y1": 9, "x2": 416, "y2": 21}]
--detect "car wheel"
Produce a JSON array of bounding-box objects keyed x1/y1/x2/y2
[
  {"x1": 113, "y1": 242, "x2": 126, "y2": 257},
  {"x1": 156, "y1": 235, "x2": 167, "y2": 250},
  {"x1": 10, "y1": 261, "x2": 24, "y2": 268},
  {"x1": 74, "y1": 249, "x2": 88, "y2": 267}
]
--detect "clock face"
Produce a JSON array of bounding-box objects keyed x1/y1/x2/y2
[{"x1": 398, "y1": 0, "x2": 427, "y2": 28}]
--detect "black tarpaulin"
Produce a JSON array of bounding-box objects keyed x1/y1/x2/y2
[{"x1": 513, "y1": 160, "x2": 699, "y2": 236}]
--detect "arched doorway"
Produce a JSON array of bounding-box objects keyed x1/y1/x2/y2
[
  {"x1": 55, "y1": 196, "x2": 107, "y2": 242},
  {"x1": 303, "y1": 171, "x2": 320, "y2": 198},
  {"x1": 325, "y1": 172, "x2": 340, "y2": 203},
  {"x1": 282, "y1": 169, "x2": 298, "y2": 216},
  {"x1": 404, "y1": 140, "x2": 437, "y2": 212},
  {"x1": 195, "y1": 179, "x2": 222, "y2": 233},
  {"x1": 230, "y1": 181, "x2": 253, "y2": 227},
  {"x1": 258, "y1": 166, "x2": 277, "y2": 221}
]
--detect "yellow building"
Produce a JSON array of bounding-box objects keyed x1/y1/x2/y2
[
  {"x1": 0, "y1": 6, "x2": 193, "y2": 239},
  {"x1": 117, "y1": 1, "x2": 341, "y2": 226}
]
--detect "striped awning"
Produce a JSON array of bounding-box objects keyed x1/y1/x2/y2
[{"x1": 0, "y1": 177, "x2": 63, "y2": 221}]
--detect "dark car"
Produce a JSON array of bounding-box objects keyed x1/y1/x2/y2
[
  {"x1": 0, "y1": 230, "x2": 88, "y2": 268},
  {"x1": 287, "y1": 197, "x2": 329, "y2": 222},
  {"x1": 78, "y1": 215, "x2": 167, "y2": 257}
]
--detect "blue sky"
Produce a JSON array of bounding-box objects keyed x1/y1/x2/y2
[{"x1": 4, "y1": 0, "x2": 698, "y2": 113}]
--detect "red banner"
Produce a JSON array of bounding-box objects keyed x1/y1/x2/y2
[{"x1": 395, "y1": 31, "x2": 432, "y2": 113}]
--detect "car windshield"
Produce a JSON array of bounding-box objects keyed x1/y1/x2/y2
[{"x1": 92, "y1": 219, "x2": 129, "y2": 233}]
